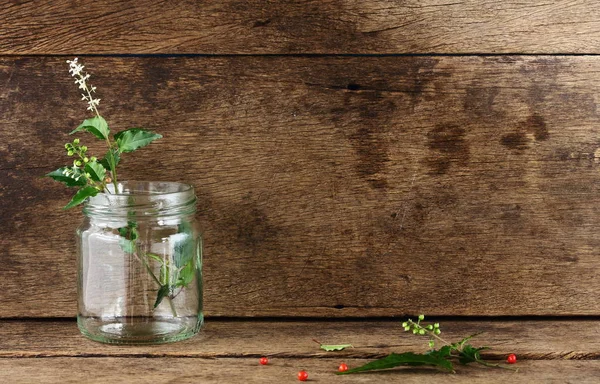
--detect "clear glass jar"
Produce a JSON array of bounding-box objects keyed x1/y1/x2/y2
[{"x1": 76, "y1": 181, "x2": 203, "y2": 344}]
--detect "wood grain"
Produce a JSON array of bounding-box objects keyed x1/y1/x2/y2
[
  {"x1": 1, "y1": 320, "x2": 599, "y2": 360},
  {"x1": 2, "y1": 1, "x2": 600, "y2": 54},
  {"x1": 2, "y1": 56, "x2": 600, "y2": 317},
  {"x1": 4, "y1": 358, "x2": 599, "y2": 384}
]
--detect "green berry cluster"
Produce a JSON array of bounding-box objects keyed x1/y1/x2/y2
[
  {"x1": 402, "y1": 315, "x2": 442, "y2": 349},
  {"x1": 64, "y1": 138, "x2": 97, "y2": 168}
]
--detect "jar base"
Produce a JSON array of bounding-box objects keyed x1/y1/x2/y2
[{"x1": 78, "y1": 315, "x2": 203, "y2": 344}]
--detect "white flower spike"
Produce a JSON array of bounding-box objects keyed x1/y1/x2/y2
[{"x1": 67, "y1": 58, "x2": 100, "y2": 115}]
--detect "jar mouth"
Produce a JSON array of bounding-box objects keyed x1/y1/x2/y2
[{"x1": 84, "y1": 181, "x2": 197, "y2": 218}]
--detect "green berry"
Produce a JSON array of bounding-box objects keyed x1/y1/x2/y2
[
  {"x1": 75, "y1": 160, "x2": 82, "y2": 166},
  {"x1": 412, "y1": 329, "x2": 418, "y2": 334},
  {"x1": 64, "y1": 143, "x2": 70, "y2": 149},
  {"x1": 404, "y1": 326, "x2": 410, "y2": 331},
  {"x1": 402, "y1": 322, "x2": 408, "y2": 327},
  {"x1": 419, "y1": 329, "x2": 426, "y2": 335},
  {"x1": 85, "y1": 173, "x2": 91, "y2": 178},
  {"x1": 434, "y1": 323, "x2": 440, "y2": 329},
  {"x1": 84, "y1": 157, "x2": 89, "y2": 163},
  {"x1": 418, "y1": 315, "x2": 425, "y2": 321},
  {"x1": 428, "y1": 340, "x2": 435, "y2": 348},
  {"x1": 67, "y1": 150, "x2": 74, "y2": 156},
  {"x1": 434, "y1": 329, "x2": 441, "y2": 335},
  {"x1": 73, "y1": 138, "x2": 80, "y2": 144},
  {"x1": 426, "y1": 325, "x2": 433, "y2": 330},
  {"x1": 90, "y1": 156, "x2": 97, "y2": 162}
]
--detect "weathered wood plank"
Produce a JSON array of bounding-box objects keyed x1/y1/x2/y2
[
  {"x1": 2, "y1": 56, "x2": 600, "y2": 317},
  {"x1": 1, "y1": 358, "x2": 599, "y2": 384},
  {"x1": 2, "y1": 1, "x2": 600, "y2": 54},
  {"x1": 1, "y1": 320, "x2": 599, "y2": 360}
]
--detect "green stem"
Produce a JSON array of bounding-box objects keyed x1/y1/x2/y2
[
  {"x1": 79, "y1": 72, "x2": 119, "y2": 193},
  {"x1": 132, "y1": 249, "x2": 178, "y2": 318},
  {"x1": 473, "y1": 359, "x2": 519, "y2": 372},
  {"x1": 106, "y1": 147, "x2": 119, "y2": 192},
  {"x1": 408, "y1": 320, "x2": 451, "y2": 346}
]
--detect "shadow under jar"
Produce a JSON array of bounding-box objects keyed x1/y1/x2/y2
[{"x1": 77, "y1": 181, "x2": 203, "y2": 344}]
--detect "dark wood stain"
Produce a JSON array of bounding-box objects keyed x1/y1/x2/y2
[
  {"x1": 426, "y1": 124, "x2": 469, "y2": 175},
  {"x1": 348, "y1": 125, "x2": 390, "y2": 189},
  {"x1": 525, "y1": 113, "x2": 550, "y2": 141},
  {"x1": 252, "y1": 19, "x2": 271, "y2": 28},
  {"x1": 464, "y1": 87, "x2": 500, "y2": 117},
  {"x1": 501, "y1": 132, "x2": 529, "y2": 150},
  {"x1": 501, "y1": 113, "x2": 549, "y2": 150}
]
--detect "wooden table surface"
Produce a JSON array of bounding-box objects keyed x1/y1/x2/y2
[{"x1": 1, "y1": 319, "x2": 599, "y2": 383}]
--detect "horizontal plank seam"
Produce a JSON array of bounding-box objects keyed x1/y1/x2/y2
[
  {"x1": 4, "y1": 53, "x2": 600, "y2": 58},
  {"x1": 5, "y1": 315, "x2": 600, "y2": 322},
  {"x1": 1, "y1": 352, "x2": 599, "y2": 360}
]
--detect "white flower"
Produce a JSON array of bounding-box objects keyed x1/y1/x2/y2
[{"x1": 67, "y1": 58, "x2": 100, "y2": 113}]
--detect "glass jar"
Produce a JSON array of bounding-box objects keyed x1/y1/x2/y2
[{"x1": 76, "y1": 181, "x2": 203, "y2": 344}]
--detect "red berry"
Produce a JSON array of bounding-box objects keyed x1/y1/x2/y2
[
  {"x1": 507, "y1": 353, "x2": 517, "y2": 364},
  {"x1": 338, "y1": 363, "x2": 349, "y2": 372},
  {"x1": 297, "y1": 370, "x2": 309, "y2": 381},
  {"x1": 259, "y1": 357, "x2": 269, "y2": 365}
]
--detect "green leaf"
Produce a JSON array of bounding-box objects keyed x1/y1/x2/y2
[
  {"x1": 84, "y1": 161, "x2": 106, "y2": 182},
  {"x1": 320, "y1": 344, "x2": 353, "y2": 352},
  {"x1": 154, "y1": 285, "x2": 170, "y2": 308},
  {"x1": 176, "y1": 261, "x2": 195, "y2": 288},
  {"x1": 147, "y1": 253, "x2": 164, "y2": 264},
  {"x1": 458, "y1": 344, "x2": 490, "y2": 365},
  {"x1": 452, "y1": 333, "x2": 484, "y2": 351},
  {"x1": 173, "y1": 221, "x2": 194, "y2": 268},
  {"x1": 115, "y1": 128, "x2": 162, "y2": 153},
  {"x1": 63, "y1": 186, "x2": 99, "y2": 210},
  {"x1": 160, "y1": 263, "x2": 168, "y2": 285},
  {"x1": 71, "y1": 116, "x2": 109, "y2": 140},
  {"x1": 427, "y1": 345, "x2": 452, "y2": 359},
  {"x1": 118, "y1": 222, "x2": 138, "y2": 253},
  {"x1": 119, "y1": 238, "x2": 135, "y2": 254},
  {"x1": 339, "y1": 352, "x2": 455, "y2": 375},
  {"x1": 46, "y1": 168, "x2": 86, "y2": 187},
  {"x1": 99, "y1": 149, "x2": 120, "y2": 171}
]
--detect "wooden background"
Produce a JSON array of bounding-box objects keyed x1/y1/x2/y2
[{"x1": 2, "y1": 0, "x2": 600, "y2": 319}]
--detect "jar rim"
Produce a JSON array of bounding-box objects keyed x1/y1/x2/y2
[
  {"x1": 102, "y1": 181, "x2": 193, "y2": 196},
  {"x1": 84, "y1": 181, "x2": 197, "y2": 218}
]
